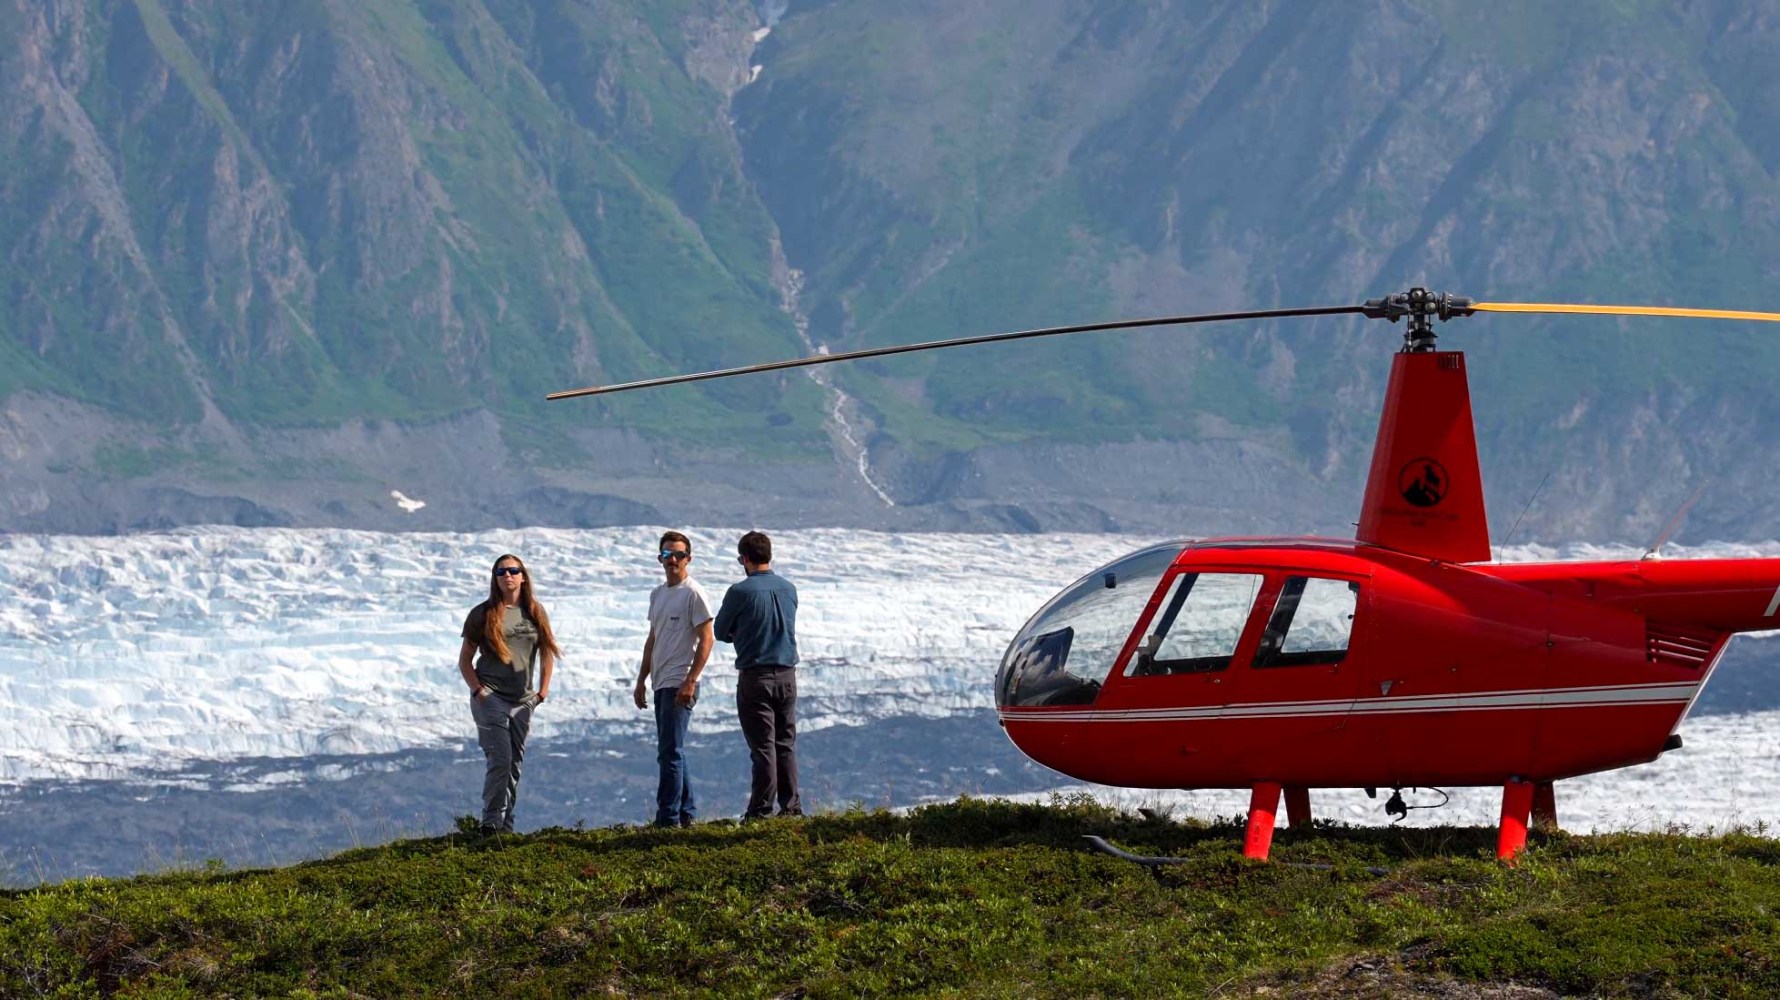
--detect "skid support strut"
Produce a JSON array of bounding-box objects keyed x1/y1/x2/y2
[
  {"x1": 1285, "y1": 786, "x2": 1312, "y2": 828},
  {"x1": 1497, "y1": 777, "x2": 1535, "y2": 861},
  {"x1": 1244, "y1": 782, "x2": 1282, "y2": 860}
]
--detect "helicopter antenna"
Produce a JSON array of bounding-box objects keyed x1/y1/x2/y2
[
  {"x1": 1643, "y1": 480, "x2": 1711, "y2": 560},
  {"x1": 1498, "y1": 471, "x2": 1551, "y2": 560}
]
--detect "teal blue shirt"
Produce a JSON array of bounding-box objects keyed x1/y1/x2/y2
[{"x1": 714, "y1": 570, "x2": 799, "y2": 669}]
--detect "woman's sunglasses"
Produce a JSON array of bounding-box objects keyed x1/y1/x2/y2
[{"x1": 494, "y1": 567, "x2": 524, "y2": 577}]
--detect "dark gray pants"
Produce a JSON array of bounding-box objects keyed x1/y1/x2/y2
[
  {"x1": 471, "y1": 692, "x2": 533, "y2": 831},
  {"x1": 737, "y1": 665, "x2": 800, "y2": 817}
]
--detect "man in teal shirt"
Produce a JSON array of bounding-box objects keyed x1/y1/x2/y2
[{"x1": 714, "y1": 530, "x2": 801, "y2": 818}]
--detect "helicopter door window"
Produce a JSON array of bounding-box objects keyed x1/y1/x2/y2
[
  {"x1": 1253, "y1": 576, "x2": 1359, "y2": 668},
  {"x1": 1129, "y1": 572, "x2": 1264, "y2": 675}
]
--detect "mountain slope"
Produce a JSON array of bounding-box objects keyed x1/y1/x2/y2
[
  {"x1": 6, "y1": 1, "x2": 1780, "y2": 537},
  {"x1": 736, "y1": 0, "x2": 1780, "y2": 537}
]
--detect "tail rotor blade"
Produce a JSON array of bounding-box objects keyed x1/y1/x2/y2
[
  {"x1": 547, "y1": 304, "x2": 1365, "y2": 401},
  {"x1": 1472, "y1": 302, "x2": 1780, "y2": 323}
]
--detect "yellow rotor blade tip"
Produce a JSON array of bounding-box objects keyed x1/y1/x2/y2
[{"x1": 1472, "y1": 302, "x2": 1780, "y2": 322}]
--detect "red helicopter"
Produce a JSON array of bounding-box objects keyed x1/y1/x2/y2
[{"x1": 551, "y1": 288, "x2": 1780, "y2": 860}]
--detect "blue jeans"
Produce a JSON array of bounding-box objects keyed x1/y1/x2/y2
[{"x1": 652, "y1": 686, "x2": 696, "y2": 826}]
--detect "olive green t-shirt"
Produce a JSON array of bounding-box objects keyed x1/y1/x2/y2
[{"x1": 462, "y1": 603, "x2": 541, "y2": 700}]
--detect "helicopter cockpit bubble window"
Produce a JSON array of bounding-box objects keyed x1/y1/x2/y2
[
  {"x1": 1253, "y1": 576, "x2": 1359, "y2": 668},
  {"x1": 1127, "y1": 572, "x2": 1265, "y2": 676},
  {"x1": 996, "y1": 541, "x2": 1185, "y2": 708}
]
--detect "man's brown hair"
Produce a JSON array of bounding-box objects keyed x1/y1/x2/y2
[
  {"x1": 738, "y1": 530, "x2": 772, "y2": 565},
  {"x1": 659, "y1": 530, "x2": 692, "y2": 557}
]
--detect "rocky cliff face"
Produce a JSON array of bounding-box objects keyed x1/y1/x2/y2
[
  {"x1": 736, "y1": 0, "x2": 1780, "y2": 542},
  {"x1": 5, "y1": 1, "x2": 1780, "y2": 541},
  {"x1": 0, "y1": 0, "x2": 851, "y2": 532}
]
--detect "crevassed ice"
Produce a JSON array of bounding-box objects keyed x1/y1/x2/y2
[
  {"x1": 2, "y1": 529, "x2": 1777, "y2": 799},
  {"x1": 0, "y1": 526, "x2": 1157, "y2": 784}
]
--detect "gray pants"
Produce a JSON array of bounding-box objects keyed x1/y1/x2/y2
[
  {"x1": 737, "y1": 665, "x2": 800, "y2": 818},
  {"x1": 471, "y1": 692, "x2": 534, "y2": 831}
]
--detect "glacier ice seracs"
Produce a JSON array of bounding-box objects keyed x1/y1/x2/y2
[{"x1": 4, "y1": 526, "x2": 1780, "y2": 834}]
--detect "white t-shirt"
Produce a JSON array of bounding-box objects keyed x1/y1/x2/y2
[{"x1": 647, "y1": 577, "x2": 713, "y2": 690}]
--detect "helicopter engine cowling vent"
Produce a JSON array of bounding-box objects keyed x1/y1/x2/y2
[{"x1": 1645, "y1": 622, "x2": 1720, "y2": 668}]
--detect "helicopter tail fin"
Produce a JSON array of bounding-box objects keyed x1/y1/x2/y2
[{"x1": 1355, "y1": 350, "x2": 1492, "y2": 563}]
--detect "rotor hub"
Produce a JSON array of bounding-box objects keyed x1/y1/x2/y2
[{"x1": 1362, "y1": 288, "x2": 1476, "y2": 351}]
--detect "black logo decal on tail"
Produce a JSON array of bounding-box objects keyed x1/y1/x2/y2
[{"x1": 1398, "y1": 458, "x2": 1449, "y2": 508}]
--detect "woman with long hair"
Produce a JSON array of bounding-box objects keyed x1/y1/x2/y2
[{"x1": 456, "y1": 553, "x2": 561, "y2": 835}]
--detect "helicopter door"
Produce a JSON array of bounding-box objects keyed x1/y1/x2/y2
[
  {"x1": 1093, "y1": 569, "x2": 1268, "y2": 773},
  {"x1": 1156, "y1": 571, "x2": 1369, "y2": 780}
]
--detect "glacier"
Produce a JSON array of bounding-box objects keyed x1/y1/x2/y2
[
  {"x1": 0, "y1": 526, "x2": 1161, "y2": 784},
  {"x1": 3, "y1": 526, "x2": 1780, "y2": 840}
]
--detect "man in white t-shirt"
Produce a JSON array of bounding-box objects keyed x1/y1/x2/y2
[{"x1": 634, "y1": 530, "x2": 714, "y2": 827}]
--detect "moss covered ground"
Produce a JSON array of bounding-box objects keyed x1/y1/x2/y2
[{"x1": 5, "y1": 795, "x2": 1779, "y2": 997}]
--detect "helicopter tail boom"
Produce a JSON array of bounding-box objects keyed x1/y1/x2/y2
[{"x1": 1488, "y1": 558, "x2": 1780, "y2": 635}]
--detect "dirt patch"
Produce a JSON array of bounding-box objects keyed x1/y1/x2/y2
[{"x1": 1233, "y1": 954, "x2": 1562, "y2": 999}]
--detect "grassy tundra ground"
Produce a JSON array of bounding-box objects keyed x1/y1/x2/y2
[{"x1": 4, "y1": 796, "x2": 1779, "y2": 997}]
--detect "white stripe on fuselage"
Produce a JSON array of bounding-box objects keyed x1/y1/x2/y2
[{"x1": 998, "y1": 681, "x2": 1701, "y2": 723}]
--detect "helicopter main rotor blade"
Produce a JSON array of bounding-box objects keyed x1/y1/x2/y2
[
  {"x1": 546, "y1": 304, "x2": 1366, "y2": 400},
  {"x1": 1471, "y1": 302, "x2": 1780, "y2": 323}
]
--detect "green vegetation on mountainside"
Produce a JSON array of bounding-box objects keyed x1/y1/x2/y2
[
  {"x1": 8, "y1": 1, "x2": 1780, "y2": 487},
  {"x1": 6, "y1": 797, "x2": 1780, "y2": 997},
  {"x1": 1, "y1": 0, "x2": 824, "y2": 451},
  {"x1": 739, "y1": 0, "x2": 1780, "y2": 462}
]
